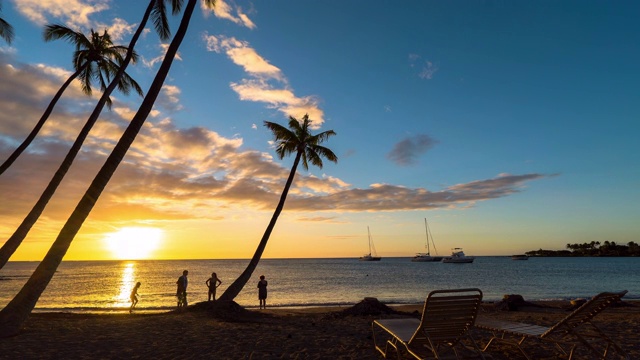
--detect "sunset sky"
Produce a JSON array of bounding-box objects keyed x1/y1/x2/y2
[{"x1": 0, "y1": 1, "x2": 638, "y2": 261}]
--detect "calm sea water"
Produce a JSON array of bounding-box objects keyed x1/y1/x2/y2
[{"x1": 0, "y1": 257, "x2": 638, "y2": 313}]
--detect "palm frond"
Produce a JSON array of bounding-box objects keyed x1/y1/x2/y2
[
  {"x1": 0, "y1": 17, "x2": 14, "y2": 44},
  {"x1": 152, "y1": 0, "x2": 171, "y2": 40},
  {"x1": 311, "y1": 145, "x2": 338, "y2": 164},
  {"x1": 119, "y1": 71, "x2": 144, "y2": 98},
  {"x1": 43, "y1": 24, "x2": 82, "y2": 43}
]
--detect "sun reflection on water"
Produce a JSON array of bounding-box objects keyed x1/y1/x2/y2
[{"x1": 115, "y1": 263, "x2": 136, "y2": 308}]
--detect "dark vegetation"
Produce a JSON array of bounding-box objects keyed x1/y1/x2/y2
[{"x1": 526, "y1": 241, "x2": 640, "y2": 257}]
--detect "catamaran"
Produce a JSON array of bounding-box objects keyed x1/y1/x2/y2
[
  {"x1": 360, "y1": 226, "x2": 381, "y2": 261},
  {"x1": 411, "y1": 218, "x2": 443, "y2": 262}
]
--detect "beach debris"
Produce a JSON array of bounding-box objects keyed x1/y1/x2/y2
[
  {"x1": 495, "y1": 294, "x2": 544, "y2": 311},
  {"x1": 181, "y1": 300, "x2": 267, "y2": 321},
  {"x1": 329, "y1": 297, "x2": 404, "y2": 318}
]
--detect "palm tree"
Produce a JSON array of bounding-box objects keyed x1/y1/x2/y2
[
  {"x1": 0, "y1": 26, "x2": 144, "y2": 269},
  {"x1": 0, "y1": 0, "x2": 181, "y2": 269},
  {"x1": 219, "y1": 115, "x2": 337, "y2": 302},
  {"x1": 0, "y1": 0, "x2": 215, "y2": 337},
  {"x1": 0, "y1": 1, "x2": 14, "y2": 44},
  {"x1": 0, "y1": 25, "x2": 142, "y2": 176}
]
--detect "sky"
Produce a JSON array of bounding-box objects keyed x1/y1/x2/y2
[{"x1": 0, "y1": 0, "x2": 638, "y2": 261}]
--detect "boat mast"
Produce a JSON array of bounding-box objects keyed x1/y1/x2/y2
[
  {"x1": 367, "y1": 226, "x2": 372, "y2": 256},
  {"x1": 424, "y1": 218, "x2": 430, "y2": 255}
]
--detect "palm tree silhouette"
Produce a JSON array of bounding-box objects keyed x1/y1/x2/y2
[
  {"x1": 0, "y1": 1, "x2": 14, "y2": 44},
  {"x1": 219, "y1": 114, "x2": 338, "y2": 302},
  {"x1": 0, "y1": 26, "x2": 144, "y2": 269},
  {"x1": 0, "y1": 0, "x2": 183, "y2": 269},
  {"x1": 0, "y1": 25, "x2": 142, "y2": 175},
  {"x1": 0, "y1": 0, "x2": 216, "y2": 337}
]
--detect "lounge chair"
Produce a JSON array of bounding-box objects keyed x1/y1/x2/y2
[
  {"x1": 475, "y1": 290, "x2": 629, "y2": 360},
  {"x1": 372, "y1": 288, "x2": 486, "y2": 359}
]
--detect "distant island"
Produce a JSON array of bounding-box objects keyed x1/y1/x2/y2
[{"x1": 526, "y1": 241, "x2": 639, "y2": 257}]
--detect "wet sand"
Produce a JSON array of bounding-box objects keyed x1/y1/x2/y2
[{"x1": 1, "y1": 300, "x2": 638, "y2": 359}]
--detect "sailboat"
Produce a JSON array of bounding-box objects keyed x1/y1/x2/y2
[
  {"x1": 359, "y1": 226, "x2": 381, "y2": 261},
  {"x1": 411, "y1": 219, "x2": 443, "y2": 262}
]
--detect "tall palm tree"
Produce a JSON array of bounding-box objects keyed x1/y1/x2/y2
[
  {"x1": 0, "y1": 0, "x2": 181, "y2": 269},
  {"x1": 0, "y1": 0, "x2": 215, "y2": 337},
  {"x1": 0, "y1": 25, "x2": 141, "y2": 176},
  {"x1": 0, "y1": 26, "x2": 144, "y2": 269},
  {"x1": 0, "y1": 1, "x2": 14, "y2": 44},
  {"x1": 219, "y1": 115, "x2": 337, "y2": 302}
]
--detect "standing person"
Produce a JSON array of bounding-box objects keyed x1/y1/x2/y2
[
  {"x1": 176, "y1": 270, "x2": 188, "y2": 308},
  {"x1": 257, "y1": 275, "x2": 268, "y2": 309},
  {"x1": 129, "y1": 281, "x2": 141, "y2": 313},
  {"x1": 205, "y1": 272, "x2": 222, "y2": 301}
]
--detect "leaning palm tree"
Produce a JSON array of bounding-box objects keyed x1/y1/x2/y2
[
  {"x1": 0, "y1": 25, "x2": 142, "y2": 176},
  {"x1": 0, "y1": 0, "x2": 215, "y2": 337},
  {"x1": 0, "y1": 1, "x2": 14, "y2": 44},
  {"x1": 0, "y1": 26, "x2": 144, "y2": 269},
  {"x1": 219, "y1": 115, "x2": 338, "y2": 302},
  {"x1": 0, "y1": 0, "x2": 181, "y2": 270}
]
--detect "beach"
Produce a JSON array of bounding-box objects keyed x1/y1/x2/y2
[{"x1": 1, "y1": 299, "x2": 638, "y2": 359}]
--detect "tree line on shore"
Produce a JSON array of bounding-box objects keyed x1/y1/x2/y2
[{"x1": 526, "y1": 241, "x2": 640, "y2": 257}]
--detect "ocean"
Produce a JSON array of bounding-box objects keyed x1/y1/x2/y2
[{"x1": 1, "y1": 257, "x2": 638, "y2": 313}]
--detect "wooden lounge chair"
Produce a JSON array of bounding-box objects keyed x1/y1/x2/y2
[
  {"x1": 372, "y1": 288, "x2": 486, "y2": 359},
  {"x1": 475, "y1": 290, "x2": 629, "y2": 360}
]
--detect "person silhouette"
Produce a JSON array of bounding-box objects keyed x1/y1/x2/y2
[
  {"x1": 130, "y1": 282, "x2": 141, "y2": 313},
  {"x1": 205, "y1": 272, "x2": 222, "y2": 301},
  {"x1": 176, "y1": 270, "x2": 188, "y2": 308},
  {"x1": 257, "y1": 275, "x2": 268, "y2": 309}
]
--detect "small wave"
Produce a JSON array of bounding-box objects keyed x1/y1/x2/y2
[{"x1": 0, "y1": 275, "x2": 30, "y2": 281}]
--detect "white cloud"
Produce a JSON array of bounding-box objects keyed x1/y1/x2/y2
[
  {"x1": 419, "y1": 61, "x2": 438, "y2": 80},
  {"x1": 106, "y1": 18, "x2": 137, "y2": 41},
  {"x1": 202, "y1": 0, "x2": 256, "y2": 29},
  {"x1": 409, "y1": 54, "x2": 439, "y2": 80},
  {"x1": 204, "y1": 34, "x2": 281, "y2": 79},
  {"x1": 204, "y1": 34, "x2": 325, "y2": 126},
  {"x1": 14, "y1": 0, "x2": 110, "y2": 28},
  {"x1": 144, "y1": 43, "x2": 182, "y2": 68}
]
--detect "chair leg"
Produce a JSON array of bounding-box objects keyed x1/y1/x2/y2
[{"x1": 482, "y1": 334, "x2": 532, "y2": 360}]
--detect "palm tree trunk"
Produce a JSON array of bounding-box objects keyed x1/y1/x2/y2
[
  {"x1": 0, "y1": 0, "x2": 197, "y2": 337},
  {"x1": 0, "y1": 1, "x2": 155, "y2": 270},
  {"x1": 219, "y1": 151, "x2": 302, "y2": 302},
  {"x1": 0, "y1": 67, "x2": 84, "y2": 176}
]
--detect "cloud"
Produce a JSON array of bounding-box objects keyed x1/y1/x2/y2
[
  {"x1": 281, "y1": 173, "x2": 547, "y2": 212},
  {"x1": 204, "y1": 35, "x2": 281, "y2": 79},
  {"x1": 409, "y1": 54, "x2": 438, "y2": 80},
  {"x1": 154, "y1": 85, "x2": 184, "y2": 113},
  {"x1": 14, "y1": 0, "x2": 110, "y2": 28},
  {"x1": 203, "y1": 33, "x2": 325, "y2": 127},
  {"x1": 202, "y1": 0, "x2": 256, "y2": 29},
  {"x1": 387, "y1": 134, "x2": 438, "y2": 166},
  {"x1": 106, "y1": 18, "x2": 137, "y2": 41},
  {"x1": 143, "y1": 43, "x2": 183, "y2": 68},
  {"x1": 0, "y1": 55, "x2": 548, "y2": 241}
]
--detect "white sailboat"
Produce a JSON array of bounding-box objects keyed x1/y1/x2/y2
[
  {"x1": 411, "y1": 219, "x2": 443, "y2": 262},
  {"x1": 359, "y1": 226, "x2": 381, "y2": 261}
]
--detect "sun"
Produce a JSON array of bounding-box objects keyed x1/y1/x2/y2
[{"x1": 104, "y1": 227, "x2": 163, "y2": 260}]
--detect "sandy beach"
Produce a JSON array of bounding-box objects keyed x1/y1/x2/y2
[{"x1": 1, "y1": 299, "x2": 638, "y2": 359}]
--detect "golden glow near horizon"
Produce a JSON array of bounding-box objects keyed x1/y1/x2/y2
[
  {"x1": 104, "y1": 227, "x2": 163, "y2": 260},
  {"x1": 115, "y1": 263, "x2": 136, "y2": 308}
]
